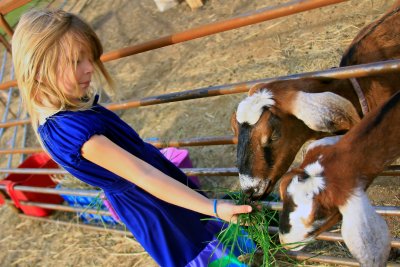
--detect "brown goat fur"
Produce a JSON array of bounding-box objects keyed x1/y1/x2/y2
[
  {"x1": 278, "y1": 91, "x2": 400, "y2": 266},
  {"x1": 232, "y1": 5, "x2": 400, "y2": 198}
]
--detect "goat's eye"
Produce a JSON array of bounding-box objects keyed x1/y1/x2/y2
[{"x1": 270, "y1": 131, "x2": 280, "y2": 142}]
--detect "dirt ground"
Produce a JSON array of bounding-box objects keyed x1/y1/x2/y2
[{"x1": 0, "y1": 0, "x2": 399, "y2": 266}]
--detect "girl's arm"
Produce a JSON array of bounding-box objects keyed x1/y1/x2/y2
[{"x1": 81, "y1": 135, "x2": 252, "y2": 223}]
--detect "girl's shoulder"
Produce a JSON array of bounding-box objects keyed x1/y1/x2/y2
[{"x1": 38, "y1": 106, "x2": 107, "y2": 138}]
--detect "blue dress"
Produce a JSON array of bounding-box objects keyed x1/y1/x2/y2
[{"x1": 38, "y1": 96, "x2": 253, "y2": 267}]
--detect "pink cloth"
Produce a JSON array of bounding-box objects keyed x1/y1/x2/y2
[{"x1": 160, "y1": 147, "x2": 200, "y2": 188}]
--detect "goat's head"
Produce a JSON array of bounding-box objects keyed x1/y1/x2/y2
[
  {"x1": 278, "y1": 144, "x2": 391, "y2": 265},
  {"x1": 278, "y1": 136, "x2": 348, "y2": 250},
  {"x1": 278, "y1": 160, "x2": 342, "y2": 250},
  {"x1": 231, "y1": 80, "x2": 360, "y2": 199}
]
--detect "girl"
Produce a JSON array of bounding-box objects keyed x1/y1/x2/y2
[{"x1": 12, "y1": 9, "x2": 253, "y2": 267}]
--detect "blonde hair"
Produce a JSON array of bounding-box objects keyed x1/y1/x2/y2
[{"x1": 12, "y1": 9, "x2": 114, "y2": 131}]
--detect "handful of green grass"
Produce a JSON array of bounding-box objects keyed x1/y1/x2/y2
[{"x1": 213, "y1": 191, "x2": 300, "y2": 267}]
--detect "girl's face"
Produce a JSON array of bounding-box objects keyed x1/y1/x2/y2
[{"x1": 58, "y1": 49, "x2": 94, "y2": 103}]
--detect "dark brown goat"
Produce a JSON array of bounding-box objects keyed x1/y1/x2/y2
[
  {"x1": 278, "y1": 90, "x2": 400, "y2": 267},
  {"x1": 231, "y1": 5, "x2": 400, "y2": 198}
]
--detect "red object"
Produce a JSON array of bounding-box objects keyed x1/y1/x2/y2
[{"x1": 0, "y1": 152, "x2": 63, "y2": 216}]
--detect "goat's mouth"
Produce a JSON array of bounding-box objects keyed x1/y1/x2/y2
[
  {"x1": 239, "y1": 174, "x2": 270, "y2": 198},
  {"x1": 279, "y1": 233, "x2": 313, "y2": 251}
]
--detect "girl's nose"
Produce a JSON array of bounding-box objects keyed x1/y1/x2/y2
[{"x1": 83, "y1": 58, "x2": 94, "y2": 74}]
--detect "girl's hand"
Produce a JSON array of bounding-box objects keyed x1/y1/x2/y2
[{"x1": 213, "y1": 200, "x2": 252, "y2": 223}]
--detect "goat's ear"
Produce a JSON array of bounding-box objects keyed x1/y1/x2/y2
[
  {"x1": 230, "y1": 111, "x2": 239, "y2": 136},
  {"x1": 248, "y1": 83, "x2": 269, "y2": 96},
  {"x1": 291, "y1": 92, "x2": 361, "y2": 133}
]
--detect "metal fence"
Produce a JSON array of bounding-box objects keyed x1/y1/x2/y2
[{"x1": 0, "y1": 0, "x2": 399, "y2": 266}]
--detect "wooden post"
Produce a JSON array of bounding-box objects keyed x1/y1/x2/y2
[{"x1": 185, "y1": 0, "x2": 203, "y2": 10}]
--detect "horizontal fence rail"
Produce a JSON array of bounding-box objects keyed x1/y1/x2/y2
[
  {"x1": 0, "y1": 0, "x2": 349, "y2": 91},
  {"x1": 99, "y1": 0, "x2": 348, "y2": 62},
  {"x1": 4, "y1": 199, "x2": 399, "y2": 251},
  {"x1": 0, "y1": 135, "x2": 238, "y2": 155},
  {"x1": 1, "y1": 186, "x2": 399, "y2": 217},
  {"x1": 1, "y1": 59, "x2": 400, "y2": 130},
  {"x1": 15, "y1": 215, "x2": 400, "y2": 267},
  {"x1": 0, "y1": 166, "x2": 399, "y2": 176}
]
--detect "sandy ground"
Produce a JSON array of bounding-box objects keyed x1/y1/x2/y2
[{"x1": 0, "y1": 0, "x2": 399, "y2": 266}]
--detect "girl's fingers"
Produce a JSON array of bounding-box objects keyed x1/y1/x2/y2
[{"x1": 233, "y1": 204, "x2": 252, "y2": 215}]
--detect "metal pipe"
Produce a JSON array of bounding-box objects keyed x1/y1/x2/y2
[
  {"x1": 0, "y1": 0, "x2": 33, "y2": 15},
  {"x1": 19, "y1": 214, "x2": 131, "y2": 236},
  {"x1": 0, "y1": 135, "x2": 238, "y2": 155},
  {"x1": 100, "y1": 0, "x2": 348, "y2": 62},
  {"x1": 0, "y1": 147, "x2": 43, "y2": 155},
  {"x1": 0, "y1": 79, "x2": 17, "y2": 90},
  {"x1": 0, "y1": 0, "x2": 349, "y2": 92},
  {"x1": 1, "y1": 184, "x2": 399, "y2": 216},
  {"x1": 10, "y1": 200, "x2": 400, "y2": 249},
  {"x1": 0, "y1": 166, "x2": 399, "y2": 177},
  {"x1": 0, "y1": 34, "x2": 11, "y2": 54},
  {"x1": 105, "y1": 59, "x2": 400, "y2": 110},
  {"x1": 20, "y1": 201, "x2": 112, "y2": 216},
  {"x1": 0, "y1": 167, "x2": 238, "y2": 176},
  {"x1": 5, "y1": 199, "x2": 111, "y2": 216},
  {"x1": 2, "y1": 59, "x2": 400, "y2": 130},
  {"x1": 19, "y1": 112, "x2": 29, "y2": 164},
  {"x1": 16, "y1": 212, "x2": 400, "y2": 264},
  {"x1": 0, "y1": 51, "x2": 8, "y2": 131},
  {"x1": 0, "y1": 13, "x2": 13, "y2": 37},
  {"x1": 6, "y1": 64, "x2": 16, "y2": 168}
]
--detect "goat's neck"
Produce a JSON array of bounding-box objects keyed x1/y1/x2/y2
[
  {"x1": 334, "y1": 92, "x2": 400, "y2": 183},
  {"x1": 339, "y1": 188, "x2": 391, "y2": 267}
]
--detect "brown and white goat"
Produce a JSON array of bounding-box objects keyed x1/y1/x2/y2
[
  {"x1": 278, "y1": 90, "x2": 400, "y2": 267},
  {"x1": 231, "y1": 5, "x2": 400, "y2": 198}
]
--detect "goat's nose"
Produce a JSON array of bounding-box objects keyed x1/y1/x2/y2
[{"x1": 243, "y1": 188, "x2": 255, "y2": 197}]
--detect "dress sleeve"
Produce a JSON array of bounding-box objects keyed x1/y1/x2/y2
[{"x1": 39, "y1": 111, "x2": 106, "y2": 167}]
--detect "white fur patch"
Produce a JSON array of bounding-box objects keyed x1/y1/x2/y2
[
  {"x1": 306, "y1": 135, "x2": 343, "y2": 153},
  {"x1": 289, "y1": 161, "x2": 326, "y2": 197},
  {"x1": 280, "y1": 161, "x2": 326, "y2": 247},
  {"x1": 339, "y1": 188, "x2": 391, "y2": 266},
  {"x1": 291, "y1": 91, "x2": 360, "y2": 132},
  {"x1": 238, "y1": 174, "x2": 269, "y2": 197},
  {"x1": 236, "y1": 90, "x2": 275, "y2": 125}
]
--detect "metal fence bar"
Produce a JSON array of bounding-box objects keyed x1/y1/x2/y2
[
  {"x1": 1, "y1": 184, "x2": 399, "y2": 216},
  {"x1": 11, "y1": 208, "x2": 400, "y2": 266},
  {"x1": 0, "y1": 166, "x2": 398, "y2": 177},
  {"x1": 0, "y1": 135, "x2": 237, "y2": 155},
  {"x1": 99, "y1": 0, "x2": 348, "y2": 62},
  {"x1": 0, "y1": 51, "x2": 9, "y2": 139},
  {"x1": 4, "y1": 199, "x2": 110, "y2": 216},
  {"x1": 6, "y1": 65, "x2": 16, "y2": 168},
  {"x1": 19, "y1": 112, "x2": 29, "y2": 164},
  {"x1": 0, "y1": 0, "x2": 349, "y2": 91},
  {"x1": 105, "y1": 59, "x2": 400, "y2": 111},
  {"x1": 5, "y1": 199, "x2": 399, "y2": 249},
  {"x1": 1, "y1": 59, "x2": 400, "y2": 130}
]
